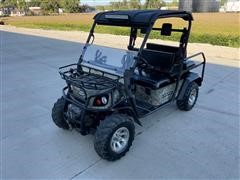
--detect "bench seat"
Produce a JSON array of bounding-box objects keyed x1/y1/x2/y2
[{"x1": 132, "y1": 71, "x2": 171, "y2": 89}]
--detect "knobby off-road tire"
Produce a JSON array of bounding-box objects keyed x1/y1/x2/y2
[
  {"x1": 94, "y1": 114, "x2": 135, "y2": 161},
  {"x1": 52, "y1": 97, "x2": 69, "y2": 130},
  {"x1": 177, "y1": 82, "x2": 199, "y2": 111}
]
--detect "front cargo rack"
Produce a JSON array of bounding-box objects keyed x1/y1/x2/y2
[{"x1": 59, "y1": 63, "x2": 122, "y2": 90}]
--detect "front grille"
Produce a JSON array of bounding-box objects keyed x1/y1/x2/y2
[{"x1": 71, "y1": 86, "x2": 86, "y2": 100}]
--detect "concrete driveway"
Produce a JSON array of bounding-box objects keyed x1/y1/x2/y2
[{"x1": 1, "y1": 31, "x2": 239, "y2": 179}]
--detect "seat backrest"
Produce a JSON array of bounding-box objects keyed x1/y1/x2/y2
[
  {"x1": 146, "y1": 43, "x2": 184, "y2": 64},
  {"x1": 141, "y1": 49, "x2": 175, "y2": 71},
  {"x1": 146, "y1": 43, "x2": 179, "y2": 53}
]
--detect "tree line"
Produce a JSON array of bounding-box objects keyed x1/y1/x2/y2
[
  {"x1": 0, "y1": 0, "x2": 182, "y2": 14},
  {"x1": 97, "y1": 0, "x2": 176, "y2": 11},
  {"x1": 0, "y1": 0, "x2": 88, "y2": 14},
  {"x1": 97, "y1": 0, "x2": 228, "y2": 11}
]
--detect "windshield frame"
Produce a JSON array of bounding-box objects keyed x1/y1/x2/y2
[
  {"x1": 78, "y1": 16, "x2": 192, "y2": 70},
  {"x1": 81, "y1": 43, "x2": 137, "y2": 77}
]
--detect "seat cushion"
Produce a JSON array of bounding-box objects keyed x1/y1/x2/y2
[{"x1": 133, "y1": 71, "x2": 171, "y2": 89}]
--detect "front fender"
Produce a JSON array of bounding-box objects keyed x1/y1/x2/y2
[{"x1": 114, "y1": 105, "x2": 142, "y2": 126}]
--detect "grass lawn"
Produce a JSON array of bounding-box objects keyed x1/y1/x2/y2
[{"x1": 1, "y1": 13, "x2": 240, "y2": 47}]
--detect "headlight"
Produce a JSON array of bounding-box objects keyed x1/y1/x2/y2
[
  {"x1": 93, "y1": 95, "x2": 109, "y2": 107},
  {"x1": 89, "y1": 94, "x2": 111, "y2": 109},
  {"x1": 101, "y1": 96, "x2": 108, "y2": 105}
]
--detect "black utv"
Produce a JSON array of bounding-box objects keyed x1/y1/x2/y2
[{"x1": 52, "y1": 10, "x2": 206, "y2": 161}]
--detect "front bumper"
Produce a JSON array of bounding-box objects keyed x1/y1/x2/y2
[
  {"x1": 62, "y1": 86, "x2": 116, "y2": 112},
  {"x1": 62, "y1": 86, "x2": 119, "y2": 135}
]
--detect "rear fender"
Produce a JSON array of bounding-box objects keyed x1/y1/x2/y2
[{"x1": 177, "y1": 72, "x2": 202, "y2": 100}]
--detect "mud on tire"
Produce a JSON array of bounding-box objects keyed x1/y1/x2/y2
[
  {"x1": 94, "y1": 114, "x2": 135, "y2": 161},
  {"x1": 52, "y1": 97, "x2": 69, "y2": 130}
]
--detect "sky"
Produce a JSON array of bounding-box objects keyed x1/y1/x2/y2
[{"x1": 81, "y1": 0, "x2": 174, "y2": 6}]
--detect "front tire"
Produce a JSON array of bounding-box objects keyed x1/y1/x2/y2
[
  {"x1": 52, "y1": 97, "x2": 69, "y2": 130},
  {"x1": 177, "y1": 82, "x2": 199, "y2": 111},
  {"x1": 94, "y1": 114, "x2": 135, "y2": 161}
]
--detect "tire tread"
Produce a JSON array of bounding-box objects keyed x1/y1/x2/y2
[
  {"x1": 52, "y1": 97, "x2": 69, "y2": 129},
  {"x1": 177, "y1": 82, "x2": 199, "y2": 111},
  {"x1": 94, "y1": 114, "x2": 134, "y2": 161}
]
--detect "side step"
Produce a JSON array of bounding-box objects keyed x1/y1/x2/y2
[{"x1": 136, "y1": 100, "x2": 156, "y2": 117}]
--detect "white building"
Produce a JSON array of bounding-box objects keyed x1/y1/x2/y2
[
  {"x1": 29, "y1": 7, "x2": 41, "y2": 15},
  {"x1": 225, "y1": 0, "x2": 240, "y2": 12}
]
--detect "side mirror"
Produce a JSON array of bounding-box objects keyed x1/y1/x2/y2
[{"x1": 161, "y1": 23, "x2": 172, "y2": 36}]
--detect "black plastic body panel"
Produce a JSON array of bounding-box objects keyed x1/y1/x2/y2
[{"x1": 177, "y1": 72, "x2": 202, "y2": 100}]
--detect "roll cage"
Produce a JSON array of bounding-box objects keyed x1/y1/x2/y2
[
  {"x1": 79, "y1": 10, "x2": 193, "y2": 67},
  {"x1": 66, "y1": 9, "x2": 204, "y2": 126}
]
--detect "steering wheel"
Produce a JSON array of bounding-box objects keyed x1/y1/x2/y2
[
  {"x1": 137, "y1": 56, "x2": 155, "y2": 76},
  {"x1": 139, "y1": 56, "x2": 154, "y2": 69},
  {"x1": 139, "y1": 56, "x2": 148, "y2": 66}
]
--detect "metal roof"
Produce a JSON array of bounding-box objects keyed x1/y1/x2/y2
[{"x1": 94, "y1": 10, "x2": 193, "y2": 27}]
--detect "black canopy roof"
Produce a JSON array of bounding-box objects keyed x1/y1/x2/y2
[{"x1": 94, "y1": 10, "x2": 193, "y2": 27}]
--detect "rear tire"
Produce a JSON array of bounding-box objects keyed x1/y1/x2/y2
[
  {"x1": 94, "y1": 114, "x2": 135, "y2": 161},
  {"x1": 52, "y1": 97, "x2": 69, "y2": 130},
  {"x1": 177, "y1": 82, "x2": 199, "y2": 111}
]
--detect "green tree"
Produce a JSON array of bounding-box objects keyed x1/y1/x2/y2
[
  {"x1": 122, "y1": 0, "x2": 128, "y2": 9},
  {"x1": 129, "y1": 0, "x2": 141, "y2": 9},
  {"x1": 2, "y1": 0, "x2": 17, "y2": 7},
  {"x1": 41, "y1": 0, "x2": 60, "y2": 13},
  {"x1": 110, "y1": 1, "x2": 122, "y2": 10},
  {"x1": 28, "y1": 0, "x2": 41, "y2": 7},
  {"x1": 1, "y1": 0, "x2": 28, "y2": 13},
  {"x1": 17, "y1": 0, "x2": 28, "y2": 13},
  {"x1": 61, "y1": 0, "x2": 80, "y2": 13},
  {"x1": 220, "y1": 0, "x2": 227, "y2": 6},
  {"x1": 171, "y1": 0, "x2": 178, "y2": 6},
  {"x1": 145, "y1": 0, "x2": 164, "y2": 9}
]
